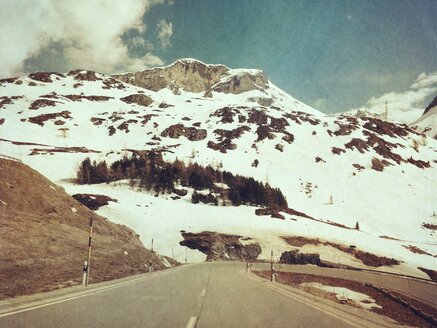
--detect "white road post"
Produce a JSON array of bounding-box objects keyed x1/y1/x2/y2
[
  {"x1": 86, "y1": 217, "x2": 93, "y2": 286},
  {"x1": 82, "y1": 261, "x2": 88, "y2": 286}
]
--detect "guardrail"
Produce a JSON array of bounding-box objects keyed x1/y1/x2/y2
[
  {"x1": 331, "y1": 263, "x2": 436, "y2": 285},
  {"x1": 365, "y1": 283, "x2": 437, "y2": 326},
  {"x1": 0, "y1": 154, "x2": 22, "y2": 163}
]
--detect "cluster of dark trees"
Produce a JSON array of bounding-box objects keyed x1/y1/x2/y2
[{"x1": 77, "y1": 152, "x2": 288, "y2": 209}]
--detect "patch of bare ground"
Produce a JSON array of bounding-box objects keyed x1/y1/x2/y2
[
  {"x1": 180, "y1": 231, "x2": 261, "y2": 261},
  {"x1": 0, "y1": 96, "x2": 22, "y2": 109},
  {"x1": 283, "y1": 208, "x2": 351, "y2": 230},
  {"x1": 29, "y1": 98, "x2": 60, "y2": 110},
  {"x1": 331, "y1": 147, "x2": 346, "y2": 155},
  {"x1": 72, "y1": 194, "x2": 118, "y2": 210},
  {"x1": 0, "y1": 159, "x2": 166, "y2": 300},
  {"x1": 29, "y1": 72, "x2": 65, "y2": 83},
  {"x1": 253, "y1": 271, "x2": 435, "y2": 327},
  {"x1": 67, "y1": 69, "x2": 101, "y2": 81},
  {"x1": 30, "y1": 146, "x2": 101, "y2": 155},
  {"x1": 379, "y1": 235, "x2": 402, "y2": 241},
  {"x1": 0, "y1": 138, "x2": 51, "y2": 147},
  {"x1": 120, "y1": 94, "x2": 153, "y2": 107},
  {"x1": 208, "y1": 126, "x2": 250, "y2": 153},
  {"x1": 403, "y1": 245, "x2": 433, "y2": 256},
  {"x1": 281, "y1": 236, "x2": 400, "y2": 267},
  {"x1": 418, "y1": 268, "x2": 437, "y2": 283},
  {"x1": 423, "y1": 223, "x2": 437, "y2": 231},
  {"x1": 282, "y1": 236, "x2": 321, "y2": 247},
  {"x1": 161, "y1": 123, "x2": 207, "y2": 141},
  {"x1": 28, "y1": 111, "x2": 72, "y2": 126},
  {"x1": 210, "y1": 106, "x2": 241, "y2": 123},
  {"x1": 63, "y1": 94, "x2": 113, "y2": 102}
]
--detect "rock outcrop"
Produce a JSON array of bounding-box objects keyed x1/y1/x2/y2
[
  {"x1": 279, "y1": 250, "x2": 323, "y2": 266},
  {"x1": 423, "y1": 95, "x2": 437, "y2": 115},
  {"x1": 113, "y1": 58, "x2": 269, "y2": 95},
  {"x1": 161, "y1": 123, "x2": 207, "y2": 141},
  {"x1": 180, "y1": 231, "x2": 261, "y2": 261}
]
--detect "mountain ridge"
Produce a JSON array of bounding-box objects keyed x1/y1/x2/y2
[{"x1": 0, "y1": 59, "x2": 436, "y2": 279}]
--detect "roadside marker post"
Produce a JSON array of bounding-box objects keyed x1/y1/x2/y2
[
  {"x1": 271, "y1": 250, "x2": 275, "y2": 283},
  {"x1": 82, "y1": 261, "x2": 88, "y2": 286},
  {"x1": 86, "y1": 217, "x2": 93, "y2": 286}
]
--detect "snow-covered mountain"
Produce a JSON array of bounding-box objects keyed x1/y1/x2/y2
[
  {"x1": 411, "y1": 95, "x2": 437, "y2": 139},
  {"x1": 1, "y1": 59, "x2": 436, "y2": 279},
  {"x1": 346, "y1": 94, "x2": 437, "y2": 139}
]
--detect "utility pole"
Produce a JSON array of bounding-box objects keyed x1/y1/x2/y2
[
  {"x1": 86, "y1": 217, "x2": 93, "y2": 286},
  {"x1": 270, "y1": 250, "x2": 275, "y2": 282},
  {"x1": 151, "y1": 238, "x2": 154, "y2": 254}
]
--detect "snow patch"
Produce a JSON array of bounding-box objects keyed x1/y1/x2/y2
[{"x1": 301, "y1": 282, "x2": 382, "y2": 310}]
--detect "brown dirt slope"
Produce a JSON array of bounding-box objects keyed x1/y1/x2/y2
[{"x1": 0, "y1": 158, "x2": 164, "y2": 300}]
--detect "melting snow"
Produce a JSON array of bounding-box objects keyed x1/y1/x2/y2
[{"x1": 301, "y1": 282, "x2": 382, "y2": 310}]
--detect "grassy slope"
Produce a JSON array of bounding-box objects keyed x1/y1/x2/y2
[{"x1": 0, "y1": 158, "x2": 165, "y2": 299}]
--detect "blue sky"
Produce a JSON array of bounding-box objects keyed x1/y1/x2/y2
[
  {"x1": 139, "y1": 0, "x2": 437, "y2": 112},
  {"x1": 1, "y1": 0, "x2": 436, "y2": 113}
]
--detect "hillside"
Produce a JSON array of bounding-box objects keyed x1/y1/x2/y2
[
  {"x1": 347, "y1": 94, "x2": 437, "y2": 139},
  {"x1": 0, "y1": 158, "x2": 169, "y2": 299},
  {"x1": 0, "y1": 59, "x2": 436, "y2": 280},
  {"x1": 411, "y1": 95, "x2": 437, "y2": 139}
]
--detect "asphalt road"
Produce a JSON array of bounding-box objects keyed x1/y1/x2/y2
[{"x1": 0, "y1": 262, "x2": 397, "y2": 328}]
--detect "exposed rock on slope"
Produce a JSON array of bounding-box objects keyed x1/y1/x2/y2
[
  {"x1": 0, "y1": 158, "x2": 165, "y2": 299},
  {"x1": 180, "y1": 231, "x2": 261, "y2": 261},
  {"x1": 423, "y1": 95, "x2": 437, "y2": 115},
  {"x1": 411, "y1": 94, "x2": 437, "y2": 139},
  {"x1": 113, "y1": 58, "x2": 268, "y2": 95}
]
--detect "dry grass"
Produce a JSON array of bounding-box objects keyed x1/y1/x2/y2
[
  {"x1": 423, "y1": 223, "x2": 437, "y2": 231},
  {"x1": 0, "y1": 159, "x2": 165, "y2": 300},
  {"x1": 418, "y1": 268, "x2": 437, "y2": 283},
  {"x1": 281, "y1": 236, "x2": 401, "y2": 267},
  {"x1": 254, "y1": 270, "x2": 436, "y2": 327},
  {"x1": 403, "y1": 245, "x2": 433, "y2": 256}
]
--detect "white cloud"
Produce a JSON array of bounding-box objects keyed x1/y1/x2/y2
[
  {"x1": 157, "y1": 19, "x2": 173, "y2": 49},
  {"x1": 353, "y1": 71, "x2": 437, "y2": 123},
  {"x1": 128, "y1": 37, "x2": 147, "y2": 48},
  {"x1": 313, "y1": 98, "x2": 328, "y2": 110},
  {"x1": 410, "y1": 72, "x2": 437, "y2": 90},
  {"x1": 0, "y1": 0, "x2": 168, "y2": 77}
]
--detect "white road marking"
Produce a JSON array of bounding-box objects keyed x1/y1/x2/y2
[
  {"x1": 245, "y1": 273, "x2": 372, "y2": 328},
  {"x1": 186, "y1": 316, "x2": 197, "y2": 328},
  {"x1": 0, "y1": 270, "x2": 170, "y2": 318},
  {"x1": 200, "y1": 288, "x2": 206, "y2": 297}
]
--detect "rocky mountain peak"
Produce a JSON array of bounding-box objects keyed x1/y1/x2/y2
[
  {"x1": 423, "y1": 95, "x2": 437, "y2": 115},
  {"x1": 112, "y1": 58, "x2": 269, "y2": 95}
]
